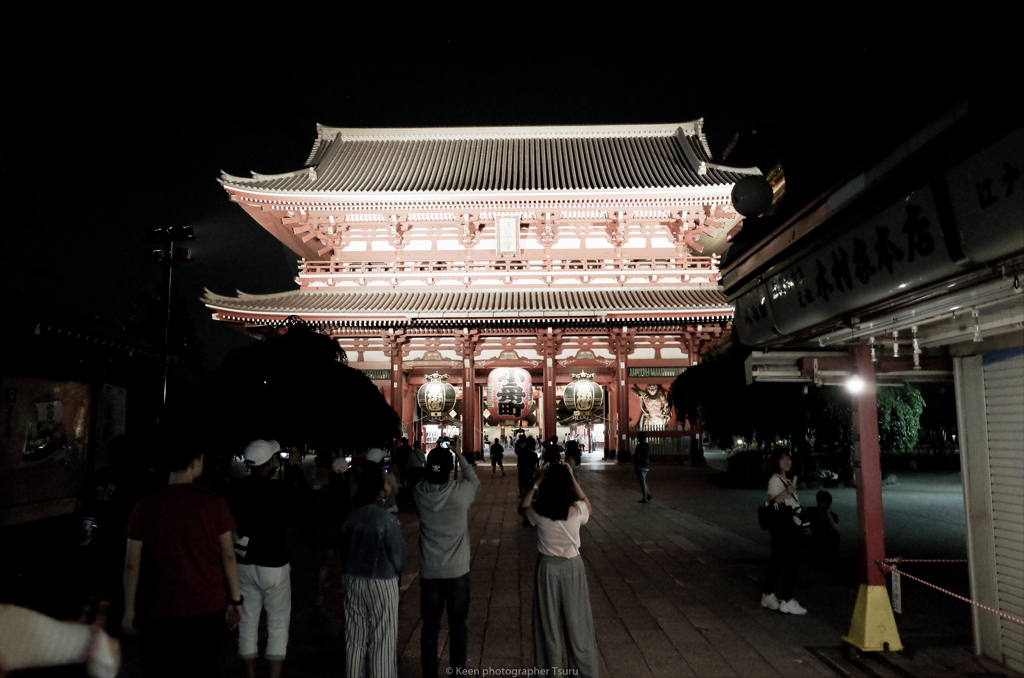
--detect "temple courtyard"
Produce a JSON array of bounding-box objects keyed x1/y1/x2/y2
[{"x1": 103, "y1": 456, "x2": 1009, "y2": 678}]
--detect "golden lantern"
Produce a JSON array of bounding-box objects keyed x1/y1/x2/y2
[
  {"x1": 416, "y1": 373, "x2": 457, "y2": 420},
  {"x1": 562, "y1": 372, "x2": 604, "y2": 421}
]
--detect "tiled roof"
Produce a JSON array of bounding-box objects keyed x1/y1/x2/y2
[
  {"x1": 203, "y1": 287, "x2": 731, "y2": 321},
  {"x1": 219, "y1": 122, "x2": 757, "y2": 195}
]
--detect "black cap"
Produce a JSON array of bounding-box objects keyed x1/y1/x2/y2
[{"x1": 424, "y1": 448, "x2": 454, "y2": 484}]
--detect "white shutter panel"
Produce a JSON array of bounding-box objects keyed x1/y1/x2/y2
[{"x1": 983, "y1": 352, "x2": 1024, "y2": 673}]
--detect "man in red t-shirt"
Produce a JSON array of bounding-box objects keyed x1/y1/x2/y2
[{"x1": 123, "y1": 438, "x2": 242, "y2": 677}]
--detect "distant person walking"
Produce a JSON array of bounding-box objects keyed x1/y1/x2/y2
[
  {"x1": 519, "y1": 461, "x2": 598, "y2": 678},
  {"x1": 414, "y1": 437, "x2": 480, "y2": 678},
  {"x1": 761, "y1": 450, "x2": 808, "y2": 615},
  {"x1": 542, "y1": 436, "x2": 563, "y2": 465},
  {"x1": 489, "y1": 440, "x2": 506, "y2": 475},
  {"x1": 340, "y1": 466, "x2": 405, "y2": 677},
  {"x1": 122, "y1": 432, "x2": 242, "y2": 677},
  {"x1": 230, "y1": 439, "x2": 311, "y2": 678},
  {"x1": 633, "y1": 432, "x2": 652, "y2": 503}
]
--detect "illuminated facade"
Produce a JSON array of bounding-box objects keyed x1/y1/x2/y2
[{"x1": 204, "y1": 122, "x2": 754, "y2": 458}]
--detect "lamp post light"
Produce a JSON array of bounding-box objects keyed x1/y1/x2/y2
[{"x1": 147, "y1": 225, "x2": 195, "y2": 416}]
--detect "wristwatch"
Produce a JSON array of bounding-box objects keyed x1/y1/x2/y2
[{"x1": 229, "y1": 596, "x2": 244, "y2": 607}]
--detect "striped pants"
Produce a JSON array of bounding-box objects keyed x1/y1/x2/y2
[
  {"x1": 533, "y1": 554, "x2": 599, "y2": 678},
  {"x1": 344, "y1": 575, "x2": 399, "y2": 678}
]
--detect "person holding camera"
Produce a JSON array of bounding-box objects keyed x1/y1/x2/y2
[
  {"x1": 519, "y1": 461, "x2": 598, "y2": 678},
  {"x1": 414, "y1": 434, "x2": 479, "y2": 678},
  {"x1": 761, "y1": 450, "x2": 808, "y2": 615},
  {"x1": 229, "y1": 439, "x2": 311, "y2": 678}
]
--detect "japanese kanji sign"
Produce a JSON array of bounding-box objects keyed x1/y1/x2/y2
[
  {"x1": 945, "y1": 127, "x2": 1024, "y2": 263},
  {"x1": 487, "y1": 367, "x2": 532, "y2": 421},
  {"x1": 765, "y1": 185, "x2": 959, "y2": 335}
]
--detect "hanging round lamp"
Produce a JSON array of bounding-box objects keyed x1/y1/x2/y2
[
  {"x1": 562, "y1": 371, "x2": 604, "y2": 421},
  {"x1": 417, "y1": 373, "x2": 457, "y2": 420}
]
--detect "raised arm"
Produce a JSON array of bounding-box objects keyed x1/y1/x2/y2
[
  {"x1": 453, "y1": 438, "x2": 480, "y2": 489},
  {"x1": 122, "y1": 539, "x2": 143, "y2": 636},
  {"x1": 567, "y1": 464, "x2": 592, "y2": 516},
  {"x1": 518, "y1": 461, "x2": 548, "y2": 516}
]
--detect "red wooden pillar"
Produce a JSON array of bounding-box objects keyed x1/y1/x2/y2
[
  {"x1": 389, "y1": 339, "x2": 403, "y2": 425},
  {"x1": 462, "y1": 354, "x2": 478, "y2": 456},
  {"x1": 403, "y1": 386, "x2": 415, "y2": 439},
  {"x1": 604, "y1": 381, "x2": 615, "y2": 458},
  {"x1": 615, "y1": 329, "x2": 631, "y2": 456},
  {"x1": 542, "y1": 346, "x2": 557, "y2": 443},
  {"x1": 843, "y1": 344, "x2": 902, "y2": 652}
]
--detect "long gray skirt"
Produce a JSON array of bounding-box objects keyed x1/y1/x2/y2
[{"x1": 533, "y1": 553, "x2": 599, "y2": 678}]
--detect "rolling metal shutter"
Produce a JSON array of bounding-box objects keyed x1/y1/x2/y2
[{"x1": 982, "y1": 348, "x2": 1024, "y2": 672}]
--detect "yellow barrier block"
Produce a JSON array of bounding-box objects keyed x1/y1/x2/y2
[{"x1": 842, "y1": 584, "x2": 903, "y2": 652}]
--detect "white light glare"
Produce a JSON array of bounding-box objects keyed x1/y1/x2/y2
[{"x1": 845, "y1": 375, "x2": 866, "y2": 394}]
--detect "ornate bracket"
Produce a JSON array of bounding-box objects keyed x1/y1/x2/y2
[
  {"x1": 606, "y1": 211, "x2": 628, "y2": 248},
  {"x1": 460, "y1": 214, "x2": 483, "y2": 248},
  {"x1": 608, "y1": 326, "x2": 637, "y2": 357},
  {"x1": 539, "y1": 212, "x2": 558, "y2": 247},
  {"x1": 536, "y1": 327, "x2": 564, "y2": 357},
  {"x1": 389, "y1": 215, "x2": 412, "y2": 248},
  {"x1": 455, "y1": 328, "x2": 485, "y2": 360}
]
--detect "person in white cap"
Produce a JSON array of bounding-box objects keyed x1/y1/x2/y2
[
  {"x1": 365, "y1": 448, "x2": 399, "y2": 517},
  {"x1": 228, "y1": 439, "x2": 311, "y2": 678}
]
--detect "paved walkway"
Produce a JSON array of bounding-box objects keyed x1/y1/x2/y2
[{"x1": 108, "y1": 459, "x2": 1017, "y2": 677}]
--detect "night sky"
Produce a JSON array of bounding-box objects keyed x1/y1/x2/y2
[{"x1": 2, "y1": 9, "x2": 1013, "y2": 368}]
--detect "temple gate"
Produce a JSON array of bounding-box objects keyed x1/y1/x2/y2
[{"x1": 205, "y1": 122, "x2": 752, "y2": 458}]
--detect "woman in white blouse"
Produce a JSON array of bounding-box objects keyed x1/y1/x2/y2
[
  {"x1": 519, "y1": 461, "x2": 599, "y2": 678},
  {"x1": 761, "y1": 450, "x2": 808, "y2": 615}
]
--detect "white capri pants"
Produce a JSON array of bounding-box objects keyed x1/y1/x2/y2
[{"x1": 238, "y1": 563, "x2": 292, "y2": 660}]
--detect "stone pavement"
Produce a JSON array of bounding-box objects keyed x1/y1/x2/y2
[{"x1": 110, "y1": 458, "x2": 1017, "y2": 677}]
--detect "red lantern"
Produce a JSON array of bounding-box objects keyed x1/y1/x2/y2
[{"x1": 487, "y1": 367, "x2": 533, "y2": 421}]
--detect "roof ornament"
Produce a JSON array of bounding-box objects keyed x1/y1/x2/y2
[
  {"x1": 606, "y1": 212, "x2": 628, "y2": 248},
  {"x1": 698, "y1": 162, "x2": 707, "y2": 176},
  {"x1": 309, "y1": 167, "x2": 318, "y2": 181},
  {"x1": 539, "y1": 213, "x2": 557, "y2": 247}
]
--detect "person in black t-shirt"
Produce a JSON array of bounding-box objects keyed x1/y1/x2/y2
[{"x1": 230, "y1": 440, "x2": 311, "y2": 678}]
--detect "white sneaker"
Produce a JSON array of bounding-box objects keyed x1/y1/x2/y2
[
  {"x1": 760, "y1": 593, "x2": 780, "y2": 610},
  {"x1": 779, "y1": 599, "x2": 807, "y2": 615}
]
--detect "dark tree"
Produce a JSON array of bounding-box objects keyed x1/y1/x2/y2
[{"x1": 188, "y1": 319, "x2": 400, "y2": 466}]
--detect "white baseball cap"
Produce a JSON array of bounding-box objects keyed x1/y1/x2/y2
[
  {"x1": 331, "y1": 457, "x2": 349, "y2": 474},
  {"x1": 243, "y1": 439, "x2": 281, "y2": 466}
]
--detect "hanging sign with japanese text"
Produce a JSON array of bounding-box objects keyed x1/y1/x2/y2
[
  {"x1": 487, "y1": 367, "x2": 532, "y2": 420},
  {"x1": 734, "y1": 283, "x2": 784, "y2": 346},
  {"x1": 766, "y1": 185, "x2": 961, "y2": 335},
  {"x1": 944, "y1": 126, "x2": 1024, "y2": 264}
]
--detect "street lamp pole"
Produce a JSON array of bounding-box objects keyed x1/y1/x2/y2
[{"x1": 148, "y1": 226, "x2": 194, "y2": 420}]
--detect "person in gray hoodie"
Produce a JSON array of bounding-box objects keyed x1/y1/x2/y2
[{"x1": 413, "y1": 435, "x2": 479, "y2": 678}]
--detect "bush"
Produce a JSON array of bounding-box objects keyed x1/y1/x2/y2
[{"x1": 877, "y1": 384, "x2": 925, "y2": 455}]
